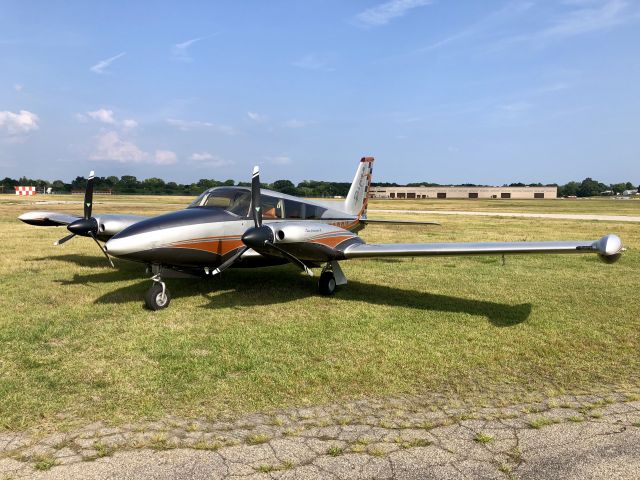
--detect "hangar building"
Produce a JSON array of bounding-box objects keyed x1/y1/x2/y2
[{"x1": 369, "y1": 186, "x2": 557, "y2": 200}]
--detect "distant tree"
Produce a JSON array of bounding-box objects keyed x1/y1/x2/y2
[
  {"x1": 610, "y1": 183, "x2": 627, "y2": 195},
  {"x1": 558, "y1": 181, "x2": 579, "y2": 197},
  {"x1": 576, "y1": 178, "x2": 606, "y2": 197},
  {"x1": 270, "y1": 179, "x2": 298, "y2": 195}
]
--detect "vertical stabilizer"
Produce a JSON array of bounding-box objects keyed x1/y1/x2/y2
[{"x1": 343, "y1": 157, "x2": 374, "y2": 217}]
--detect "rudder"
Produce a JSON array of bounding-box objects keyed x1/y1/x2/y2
[{"x1": 343, "y1": 157, "x2": 374, "y2": 218}]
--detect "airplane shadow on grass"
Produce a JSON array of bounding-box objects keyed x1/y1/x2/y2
[{"x1": 43, "y1": 255, "x2": 531, "y2": 327}]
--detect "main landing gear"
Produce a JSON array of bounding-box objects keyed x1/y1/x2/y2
[{"x1": 318, "y1": 261, "x2": 348, "y2": 296}]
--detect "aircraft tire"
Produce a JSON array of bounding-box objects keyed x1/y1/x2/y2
[
  {"x1": 145, "y1": 282, "x2": 171, "y2": 310},
  {"x1": 318, "y1": 271, "x2": 336, "y2": 296}
]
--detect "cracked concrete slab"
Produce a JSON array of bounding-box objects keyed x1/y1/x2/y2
[{"x1": 0, "y1": 392, "x2": 638, "y2": 479}]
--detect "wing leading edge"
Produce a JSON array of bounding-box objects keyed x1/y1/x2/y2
[{"x1": 342, "y1": 234, "x2": 623, "y2": 264}]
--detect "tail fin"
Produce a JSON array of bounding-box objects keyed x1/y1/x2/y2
[{"x1": 343, "y1": 157, "x2": 374, "y2": 218}]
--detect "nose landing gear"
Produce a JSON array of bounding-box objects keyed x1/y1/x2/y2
[{"x1": 145, "y1": 271, "x2": 171, "y2": 310}]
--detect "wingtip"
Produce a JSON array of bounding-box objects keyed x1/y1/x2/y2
[
  {"x1": 596, "y1": 234, "x2": 623, "y2": 264},
  {"x1": 252, "y1": 165, "x2": 260, "y2": 176},
  {"x1": 89, "y1": 170, "x2": 95, "y2": 179}
]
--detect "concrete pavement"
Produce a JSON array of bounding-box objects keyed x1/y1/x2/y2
[{"x1": 0, "y1": 392, "x2": 638, "y2": 479}]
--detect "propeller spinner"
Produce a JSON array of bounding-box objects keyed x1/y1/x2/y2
[{"x1": 54, "y1": 171, "x2": 114, "y2": 267}]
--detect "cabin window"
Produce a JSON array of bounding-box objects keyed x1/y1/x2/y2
[
  {"x1": 501, "y1": 192, "x2": 511, "y2": 199},
  {"x1": 389, "y1": 193, "x2": 396, "y2": 198},
  {"x1": 188, "y1": 188, "x2": 251, "y2": 216},
  {"x1": 468, "y1": 192, "x2": 478, "y2": 199},
  {"x1": 407, "y1": 192, "x2": 416, "y2": 199},
  {"x1": 304, "y1": 205, "x2": 327, "y2": 220},
  {"x1": 261, "y1": 195, "x2": 284, "y2": 219},
  {"x1": 437, "y1": 192, "x2": 446, "y2": 199},
  {"x1": 284, "y1": 199, "x2": 304, "y2": 219},
  {"x1": 534, "y1": 192, "x2": 544, "y2": 199}
]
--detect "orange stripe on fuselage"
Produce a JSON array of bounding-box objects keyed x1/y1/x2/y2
[
  {"x1": 170, "y1": 239, "x2": 244, "y2": 256},
  {"x1": 312, "y1": 235, "x2": 355, "y2": 248}
]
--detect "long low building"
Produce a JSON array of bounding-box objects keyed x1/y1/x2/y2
[{"x1": 369, "y1": 186, "x2": 557, "y2": 199}]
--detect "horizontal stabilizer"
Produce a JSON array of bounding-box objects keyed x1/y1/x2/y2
[{"x1": 360, "y1": 219, "x2": 440, "y2": 226}]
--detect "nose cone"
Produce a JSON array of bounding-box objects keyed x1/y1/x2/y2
[
  {"x1": 103, "y1": 236, "x2": 128, "y2": 257},
  {"x1": 67, "y1": 218, "x2": 98, "y2": 236}
]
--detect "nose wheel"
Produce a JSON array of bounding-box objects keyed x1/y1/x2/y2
[{"x1": 145, "y1": 274, "x2": 171, "y2": 310}]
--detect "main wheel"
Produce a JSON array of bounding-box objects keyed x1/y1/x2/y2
[
  {"x1": 145, "y1": 282, "x2": 171, "y2": 310},
  {"x1": 318, "y1": 271, "x2": 337, "y2": 296}
]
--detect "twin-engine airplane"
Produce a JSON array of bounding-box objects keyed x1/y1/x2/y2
[{"x1": 19, "y1": 157, "x2": 623, "y2": 310}]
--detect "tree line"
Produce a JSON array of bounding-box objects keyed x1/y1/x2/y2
[{"x1": 0, "y1": 175, "x2": 637, "y2": 198}]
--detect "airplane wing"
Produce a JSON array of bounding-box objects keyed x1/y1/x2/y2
[
  {"x1": 18, "y1": 211, "x2": 81, "y2": 226},
  {"x1": 341, "y1": 234, "x2": 623, "y2": 263},
  {"x1": 19, "y1": 211, "x2": 148, "y2": 239}
]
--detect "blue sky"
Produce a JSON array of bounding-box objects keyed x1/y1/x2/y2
[{"x1": 1, "y1": 0, "x2": 639, "y2": 185}]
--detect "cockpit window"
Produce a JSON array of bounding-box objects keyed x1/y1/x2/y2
[{"x1": 188, "y1": 188, "x2": 251, "y2": 217}]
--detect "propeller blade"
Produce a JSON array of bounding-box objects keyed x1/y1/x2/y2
[
  {"x1": 54, "y1": 233, "x2": 76, "y2": 246},
  {"x1": 84, "y1": 170, "x2": 95, "y2": 220},
  {"x1": 266, "y1": 242, "x2": 314, "y2": 277},
  {"x1": 211, "y1": 246, "x2": 249, "y2": 276},
  {"x1": 89, "y1": 232, "x2": 114, "y2": 268},
  {"x1": 251, "y1": 165, "x2": 262, "y2": 228}
]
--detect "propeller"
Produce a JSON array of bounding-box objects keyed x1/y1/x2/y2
[
  {"x1": 211, "y1": 165, "x2": 312, "y2": 276},
  {"x1": 54, "y1": 170, "x2": 114, "y2": 267}
]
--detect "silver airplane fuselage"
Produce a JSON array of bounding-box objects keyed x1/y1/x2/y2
[{"x1": 104, "y1": 188, "x2": 363, "y2": 272}]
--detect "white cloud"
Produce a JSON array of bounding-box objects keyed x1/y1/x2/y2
[
  {"x1": 355, "y1": 0, "x2": 432, "y2": 27},
  {"x1": 171, "y1": 35, "x2": 213, "y2": 62},
  {"x1": 247, "y1": 111, "x2": 268, "y2": 123},
  {"x1": 189, "y1": 152, "x2": 214, "y2": 161},
  {"x1": 0, "y1": 110, "x2": 39, "y2": 135},
  {"x1": 266, "y1": 155, "x2": 292, "y2": 165},
  {"x1": 282, "y1": 119, "x2": 309, "y2": 128},
  {"x1": 89, "y1": 131, "x2": 177, "y2": 165},
  {"x1": 122, "y1": 118, "x2": 138, "y2": 130},
  {"x1": 87, "y1": 108, "x2": 116, "y2": 124},
  {"x1": 81, "y1": 109, "x2": 138, "y2": 130},
  {"x1": 90, "y1": 52, "x2": 126, "y2": 74},
  {"x1": 292, "y1": 53, "x2": 334, "y2": 71},
  {"x1": 14, "y1": 84, "x2": 23, "y2": 92},
  {"x1": 166, "y1": 118, "x2": 237, "y2": 135},
  {"x1": 189, "y1": 152, "x2": 234, "y2": 167},
  {"x1": 500, "y1": 101, "x2": 533, "y2": 112},
  {"x1": 154, "y1": 150, "x2": 178, "y2": 165},
  {"x1": 539, "y1": 0, "x2": 631, "y2": 40},
  {"x1": 90, "y1": 131, "x2": 147, "y2": 163}
]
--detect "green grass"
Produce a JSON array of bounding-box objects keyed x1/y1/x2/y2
[
  {"x1": 528, "y1": 417, "x2": 560, "y2": 429},
  {"x1": 473, "y1": 432, "x2": 494, "y2": 444},
  {"x1": 327, "y1": 445, "x2": 344, "y2": 456},
  {"x1": 33, "y1": 455, "x2": 56, "y2": 471},
  {"x1": 0, "y1": 197, "x2": 638, "y2": 432}
]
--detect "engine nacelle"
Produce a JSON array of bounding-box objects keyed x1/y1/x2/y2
[{"x1": 262, "y1": 221, "x2": 362, "y2": 261}]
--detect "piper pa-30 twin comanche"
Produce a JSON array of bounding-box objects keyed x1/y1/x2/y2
[{"x1": 19, "y1": 157, "x2": 624, "y2": 310}]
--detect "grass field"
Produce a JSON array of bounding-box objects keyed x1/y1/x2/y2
[{"x1": 0, "y1": 195, "x2": 638, "y2": 432}]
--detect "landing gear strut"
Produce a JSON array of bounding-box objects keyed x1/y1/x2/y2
[
  {"x1": 145, "y1": 272, "x2": 171, "y2": 310},
  {"x1": 318, "y1": 261, "x2": 348, "y2": 296}
]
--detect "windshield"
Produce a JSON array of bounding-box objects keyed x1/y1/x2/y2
[{"x1": 188, "y1": 188, "x2": 251, "y2": 217}]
